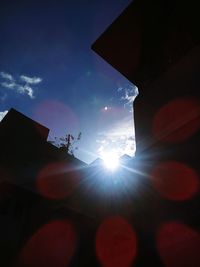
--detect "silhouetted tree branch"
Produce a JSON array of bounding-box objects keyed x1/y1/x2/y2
[{"x1": 49, "y1": 132, "x2": 82, "y2": 156}]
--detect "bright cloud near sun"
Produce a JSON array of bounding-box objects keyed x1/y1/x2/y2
[
  {"x1": 97, "y1": 115, "x2": 136, "y2": 159},
  {"x1": 0, "y1": 71, "x2": 42, "y2": 99},
  {"x1": 97, "y1": 84, "x2": 138, "y2": 159}
]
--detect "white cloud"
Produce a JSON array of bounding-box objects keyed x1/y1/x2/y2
[
  {"x1": 96, "y1": 84, "x2": 138, "y2": 159},
  {"x1": 0, "y1": 81, "x2": 34, "y2": 98},
  {"x1": 120, "y1": 84, "x2": 138, "y2": 111},
  {"x1": 17, "y1": 84, "x2": 34, "y2": 99},
  {"x1": 0, "y1": 72, "x2": 14, "y2": 81},
  {"x1": 0, "y1": 71, "x2": 42, "y2": 99},
  {"x1": 0, "y1": 110, "x2": 8, "y2": 121},
  {"x1": 1, "y1": 81, "x2": 16, "y2": 89},
  {"x1": 20, "y1": 75, "x2": 42, "y2": 84},
  {"x1": 97, "y1": 115, "x2": 136, "y2": 159}
]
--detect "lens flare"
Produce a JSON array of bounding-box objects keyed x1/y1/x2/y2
[
  {"x1": 152, "y1": 97, "x2": 200, "y2": 143},
  {"x1": 151, "y1": 161, "x2": 199, "y2": 201},
  {"x1": 37, "y1": 161, "x2": 80, "y2": 199},
  {"x1": 101, "y1": 152, "x2": 120, "y2": 171},
  {"x1": 96, "y1": 216, "x2": 137, "y2": 267},
  {"x1": 157, "y1": 222, "x2": 200, "y2": 267},
  {"x1": 18, "y1": 220, "x2": 77, "y2": 267}
]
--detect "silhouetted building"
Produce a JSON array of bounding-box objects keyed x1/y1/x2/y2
[
  {"x1": 0, "y1": 109, "x2": 100, "y2": 267},
  {"x1": 0, "y1": 109, "x2": 142, "y2": 267},
  {"x1": 92, "y1": 0, "x2": 200, "y2": 266}
]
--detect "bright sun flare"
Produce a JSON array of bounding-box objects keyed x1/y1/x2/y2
[{"x1": 101, "y1": 152, "x2": 120, "y2": 171}]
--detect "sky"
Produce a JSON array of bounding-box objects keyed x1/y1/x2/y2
[{"x1": 0, "y1": 0, "x2": 137, "y2": 164}]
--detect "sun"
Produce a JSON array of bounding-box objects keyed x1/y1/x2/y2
[{"x1": 101, "y1": 152, "x2": 120, "y2": 171}]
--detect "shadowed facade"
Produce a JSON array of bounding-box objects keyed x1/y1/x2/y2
[{"x1": 92, "y1": 0, "x2": 200, "y2": 266}]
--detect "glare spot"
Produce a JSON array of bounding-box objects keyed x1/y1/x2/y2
[
  {"x1": 86, "y1": 70, "x2": 91, "y2": 76},
  {"x1": 104, "y1": 106, "x2": 108, "y2": 111},
  {"x1": 101, "y1": 152, "x2": 120, "y2": 171}
]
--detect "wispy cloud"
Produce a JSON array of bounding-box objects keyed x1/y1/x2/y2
[
  {"x1": 20, "y1": 75, "x2": 42, "y2": 84},
  {"x1": 17, "y1": 84, "x2": 34, "y2": 98},
  {"x1": 1, "y1": 81, "x2": 16, "y2": 89},
  {"x1": 1, "y1": 81, "x2": 34, "y2": 98},
  {"x1": 119, "y1": 84, "x2": 138, "y2": 111},
  {"x1": 0, "y1": 110, "x2": 8, "y2": 121},
  {"x1": 0, "y1": 71, "x2": 14, "y2": 81},
  {"x1": 0, "y1": 71, "x2": 42, "y2": 99}
]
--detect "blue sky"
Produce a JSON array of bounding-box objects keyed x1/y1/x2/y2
[{"x1": 0, "y1": 0, "x2": 137, "y2": 163}]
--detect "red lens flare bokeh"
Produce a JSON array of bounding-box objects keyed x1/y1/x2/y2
[
  {"x1": 152, "y1": 97, "x2": 200, "y2": 143},
  {"x1": 157, "y1": 222, "x2": 200, "y2": 267},
  {"x1": 151, "y1": 161, "x2": 199, "y2": 201},
  {"x1": 37, "y1": 161, "x2": 80, "y2": 200},
  {"x1": 96, "y1": 216, "x2": 137, "y2": 267},
  {"x1": 18, "y1": 220, "x2": 77, "y2": 267},
  {"x1": 33, "y1": 100, "x2": 79, "y2": 135}
]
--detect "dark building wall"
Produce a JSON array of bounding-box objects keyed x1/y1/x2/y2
[
  {"x1": 92, "y1": 1, "x2": 200, "y2": 266},
  {"x1": 0, "y1": 109, "x2": 99, "y2": 267},
  {"x1": 92, "y1": 0, "x2": 200, "y2": 88},
  {"x1": 0, "y1": 108, "x2": 49, "y2": 167}
]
